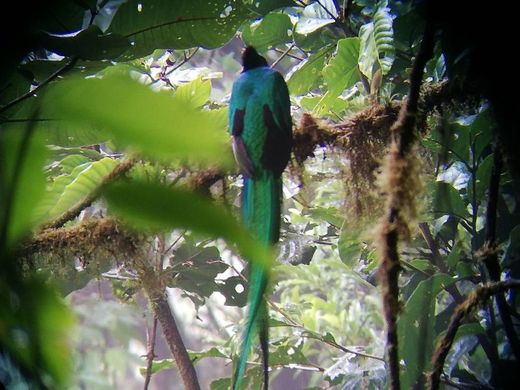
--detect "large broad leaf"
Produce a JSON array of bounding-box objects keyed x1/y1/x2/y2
[
  {"x1": 242, "y1": 12, "x2": 293, "y2": 51},
  {"x1": 432, "y1": 182, "x2": 469, "y2": 219},
  {"x1": 373, "y1": 7, "x2": 395, "y2": 74},
  {"x1": 41, "y1": 25, "x2": 130, "y2": 61},
  {"x1": 312, "y1": 37, "x2": 360, "y2": 114},
  {"x1": 295, "y1": 0, "x2": 338, "y2": 35},
  {"x1": 358, "y1": 7, "x2": 394, "y2": 78},
  {"x1": 4, "y1": 95, "x2": 111, "y2": 148},
  {"x1": 34, "y1": 157, "x2": 119, "y2": 225},
  {"x1": 43, "y1": 76, "x2": 232, "y2": 166},
  {"x1": 109, "y1": 0, "x2": 254, "y2": 58},
  {"x1": 0, "y1": 127, "x2": 47, "y2": 247},
  {"x1": 0, "y1": 275, "x2": 75, "y2": 388},
  {"x1": 286, "y1": 45, "x2": 334, "y2": 95},
  {"x1": 174, "y1": 77, "x2": 212, "y2": 107},
  {"x1": 104, "y1": 181, "x2": 273, "y2": 270},
  {"x1": 169, "y1": 244, "x2": 227, "y2": 298},
  {"x1": 398, "y1": 273, "x2": 455, "y2": 388},
  {"x1": 470, "y1": 108, "x2": 494, "y2": 161},
  {"x1": 322, "y1": 38, "x2": 360, "y2": 97}
]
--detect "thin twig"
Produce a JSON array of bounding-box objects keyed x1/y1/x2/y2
[
  {"x1": 268, "y1": 301, "x2": 384, "y2": 362},
  {"x1": 0, "y1": 57, "x2": 78, "y2": 115},
  {"x1": 315, "y1": 0, "x2": 340, "y2": 21},
  {"x1": 125, "y1": 18, "x2": 216, "y2": 39},
  {"x1": 273, "y1": 47, "x2": 304, "y2": 61},
  {"x1": 144, "y1": 316, "x2": 158, "y2": 390},
  {"x1": 271, "y1": 44, "x2": 296, "y2": 68},
  {"x1": 428, "y1": 280, "x2": 520, "y2": 390}
]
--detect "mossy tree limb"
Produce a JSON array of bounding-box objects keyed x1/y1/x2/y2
[{"x1": 376, "y1": 6, "x2": 436, "y2": 389}]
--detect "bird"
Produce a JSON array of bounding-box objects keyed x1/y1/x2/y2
[{"x1": 228, "y1": 46, "x2": 292, "y2": 389}]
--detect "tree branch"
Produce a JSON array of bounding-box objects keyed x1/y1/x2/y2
[
  {"x1": 140, "y1": 263, "x2": 201, "y2": 390},
  {"x1": 377, "y1": 9, "x2": 436, "y2": 389},
  {"x1": 144, "y1": 316, "x2": 158, "y2": 390},
  {"x1": 481, "y1": 147, "x2": 520, "y2": 361},
  {"x1": 0, "y1": 57, "x2": 78, "y2": 116},
  {"x1": 428, "y1": 280, "x2": 520, "y2": 390}
]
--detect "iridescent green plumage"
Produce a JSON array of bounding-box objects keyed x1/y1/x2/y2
[{"x1": 228, "y1": 47, "x2": 292, "y2": 389}]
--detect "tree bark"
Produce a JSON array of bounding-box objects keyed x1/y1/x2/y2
[{"x1": 141, "y1": 265, "x2": 201, "y2": 390}]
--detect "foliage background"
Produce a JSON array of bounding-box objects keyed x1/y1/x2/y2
[{"x1": 1, "y1": 0, "x2": 519, "y2": 389}]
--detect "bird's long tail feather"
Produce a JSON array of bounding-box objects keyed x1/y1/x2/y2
[{"x1": 233, "y1": 172, "x2": 281, "y2": 390}]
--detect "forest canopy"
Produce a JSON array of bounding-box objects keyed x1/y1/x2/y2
[{"x1": 1, "y1": 0, "x2": 519, "y2": 389}]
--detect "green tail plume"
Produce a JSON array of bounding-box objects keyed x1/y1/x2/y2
[{"x1": 233, "y1": 172, "x2": 281, "y2": 390}]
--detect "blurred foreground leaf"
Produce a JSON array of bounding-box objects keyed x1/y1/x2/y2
[
  {"x1": 104, "y1": 181, "x2": 273, "y2": 269},
  {"x1": 0, "y1": 126, "x2": 47, "y2": 247},
  {"x1": 43, "y1": 76, "x2": 232, "y2": 166}
]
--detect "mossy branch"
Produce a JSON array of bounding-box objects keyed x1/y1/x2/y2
[
  {"x1": 376, "y1": 10, "x2": 436, "y2": 390},
  {"x1": 428, "y1": 280, "x2": 520, "y2": 390}
]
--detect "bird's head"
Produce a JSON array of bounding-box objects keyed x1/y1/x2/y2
[{"x1": 241, "y1": 46, "x2": 268, "y2": 72}]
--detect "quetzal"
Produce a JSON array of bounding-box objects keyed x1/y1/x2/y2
[{"x1": 228, "y1": 46, "x2": 292, "y2": 389}]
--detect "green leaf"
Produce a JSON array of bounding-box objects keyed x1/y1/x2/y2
[
  {"x1": 409, "y1": 259, "x2": 432, "y2": 272},
  {"x1": 398, "y1": 273, "x2": 455, "y2": 388},
  {"x1": 242, "y1": 13, "x2": 292, "y2": 51},
  {"x1": 174, "y1": 77, "x2": 212, "y2": 107},
  {"x1": 470, "y1": 108, "x2": 494, "y2": 160},
  {"x1": 358, "y1": 22, "x2": 376, "y2": 79},
  {"x1": 323, "y1": 38, "x2": 360, "y2": 97},
  {"x1": 432, "y1": 182, "x2": 469, "y2": 219},
  {"x1": 286, "y1": 45, "x2": 334, "y2": 95},
  {"x1": 140, "y1": 347, "x2": 226, "y2": 376},
  {"x1": 41, "y1": 25, "x2": 130, "y2": 60},
  {"x1": 211, "y1": 377, "x2": 232, "y2": 390},
  {"x1": 338, "y1": 229, "x2": 360, "y2": 268},
  {"x1": 0, "y1": 70, "x2": 32, "y2": 106},
  {"x1": 450, "y1": 123, "x2": 471, "y2": 164},
  {"x1": 358, "y1": 6, "x2": 394, "y2": 78},
  {"x1": 43, "y1": 76, "x2": 232, "y2": 166},
  {"x1": 139, "y1": 359, "x2": 173, "y2": 376},
  {"x1": 446, "y1": 241, "x2": 462, "y2": 269},
  {"x1": 453, "y1": 322, "x2": 485, "y2": 338},
  {"x1": 474, "y1": 154, "x2": 494, "y2": 202},
  {"x1": 0, "y1": 276, "x2": 75, "y2": 388},
  {"x1": 169, "y1": 244, "x2": 227, "y2": 298},
  {"x1": 217, "y1": 275, "x2": 248, "y2": 307},
  {"x1": 104, "y1": 181, "x2": 274, "y2": 270},
  {"x1": 300, "y1": 94, "x2": 349, "y2": 114},
  {"x1": 270, "y1": 344, "x2": 309, "y2": 366},
  {"x1": 56, "y1": 154, "x2": 93, "y2": 174},
  {"x1": 373, "y1": 7, "x2": 395, "y2": 74},
  {"x1": 34, "y1": 157, "x2": 119, "y2": 224},
  {"x1": 504, "y1": 225, "x2": 520, "y2": 267},
  {"x1": 109, "y1": 0, "x2": 253, "y2": 58},
  {"x1": 295, "y1": 0, "x2": 338, "y2": 35},
  {"x1": 0, "y1": 127, "x2": 47, "y2": 246},
  {"x1": 309, "y1": 206, "x2": 344, "y2": 227},
  {"x1": 244, "y1": 0, "x2": 296, "y2": 15}
]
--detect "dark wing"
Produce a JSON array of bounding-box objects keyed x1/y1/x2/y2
[
  {"x1": 231, "y1": 108, "x2": 255, "y2": 178},
  {"x1": 260, "y1": 73, "x2": 293, "y2": 177}
]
